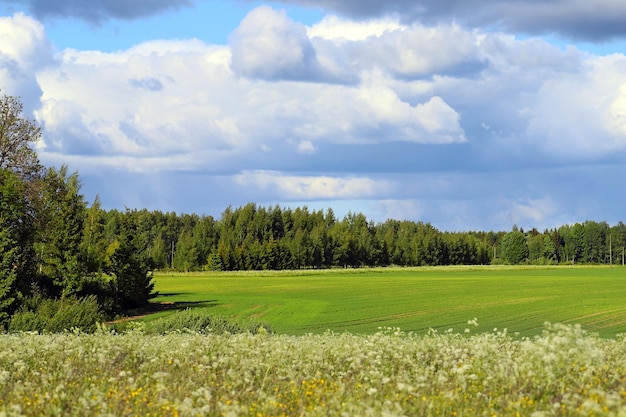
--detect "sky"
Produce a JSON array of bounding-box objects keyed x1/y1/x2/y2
[{"x1": 0, "y1": 0, "x2": 625, "y2": 232}]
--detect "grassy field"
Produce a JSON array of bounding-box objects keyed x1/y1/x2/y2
[{"x1": 151, "y1": 265, "x2": 626, "y2": 337}]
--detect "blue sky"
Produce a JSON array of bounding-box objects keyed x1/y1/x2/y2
[{"x1": 1, "y1": 0, "x2": 625, "y2": 231}]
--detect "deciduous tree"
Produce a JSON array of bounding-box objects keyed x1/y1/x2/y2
[
  {"x1": 0, "y1": 92, "x2": 41, "y2": 182},
  {"x1": 501, "y1": 229, "x2": 528, "y2": 264}
]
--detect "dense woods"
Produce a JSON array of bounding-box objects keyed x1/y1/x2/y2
[
  {"x1": 97, "y1": 205, "x2": 626, "y2": 271},
  {"x1": 1, "y1": 90, "x2": 625, "y2": 328}
]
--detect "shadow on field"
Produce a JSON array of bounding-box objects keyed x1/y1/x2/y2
[
  {"x1": 156, "y1": 292, "x2": 220, "y2": 309},
  {"x1": 156, "y1": 292, "x2": 186, "y2": 297},
  {"x1": 148, "y1": 298, "x2": 220, "y2": 313},
  {"x1": 108, "y1": 297, "x2": 220, "y2": 326}
]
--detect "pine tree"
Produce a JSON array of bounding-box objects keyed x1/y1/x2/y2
[
  {"x1": 35, "y1": 166, "x2": 87, "y2": 295},
  {"x1": 108, "y1": 217, "x2": 156, "y2": 310}
]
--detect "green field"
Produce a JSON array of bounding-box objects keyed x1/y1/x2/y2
[{"x1": 151, "y1": 265, "x2": 626, "y2": 337}]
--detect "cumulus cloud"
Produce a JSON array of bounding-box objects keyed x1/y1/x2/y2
[
  {"x1": 0, "y1": 13, "x2": 53, "y2": 113},
  {"x1": 36, "y1": 99, "x2": 105, "y2": 155},
  {"x1": 28, "y1": 5, "x2": 470, "y2": 170},
  {"x1": 353, "y1": 81, "x2": 466, "y2": 143},
  {"x1": 308, "y1": 15, "x2": 401, "y2": 41},
  {"x1": 36, "y1": 39, "x2": 245, "y2": 162},
  {"x1": 230, "y1": 6, "x2": 313, "y2": 80},
  {"x1": 2, "y1": 0, "x2": 194, "y2": 23},
  {"x1": 344, "y1": 23, "x2": 486, "y2": 79},
  {"x1": 18, "y1": 7, "x2": 623, "y2": 164},
  {"x1": 260, "y1": 0, "x2": 626, "y2": 41},
  {"x1": 523, "y1": 54, "x2": 626, "y2": 157},
  {"x1": 22, "y1": 5, "x2": 623, "y2": 174},
  {"x1": 229, "y1": 6, "x2": 346, "y2": 83}
]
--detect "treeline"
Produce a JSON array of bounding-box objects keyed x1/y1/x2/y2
[{"x1": 95, "y1": 204, "x2": 626, "y2": 271}]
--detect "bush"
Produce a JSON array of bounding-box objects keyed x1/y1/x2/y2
[
  {"x1": 8, "y1": 295, "x2": 107, "y2": 333},
  {"x1": 144, "y1": 308, "x2": 271, "y2": 335}
]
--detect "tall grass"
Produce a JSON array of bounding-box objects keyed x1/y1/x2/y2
[
  {"x1": 141, "y1": 308, "x2": 271, "y2": 335},
  {"x1": 1, "y1": 323, "x2": 626, "y2": 416}
]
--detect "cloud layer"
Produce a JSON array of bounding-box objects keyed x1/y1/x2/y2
[
  {"x1": 1, "y1": 0, "x2": 193, "y2": 23},
  {"x1": 1, "y1": 6, "x2": 626, "y2": 231},
  {"x1": 6, "y1": 0, "x2": 626, "y2": 41},
  {"x1": 267, "y1": 0, "x2": 626, "y2": 41}
]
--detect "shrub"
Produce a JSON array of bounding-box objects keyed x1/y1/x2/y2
[
  {"x1": 8, "y1": 295, "x2": 106, "y2": 333},
  {"x1": 144, "y1": 308, "x2": 271, "y2": 335}
]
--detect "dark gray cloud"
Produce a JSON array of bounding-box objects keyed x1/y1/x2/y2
[
  {"x1": 1, "y1": 0, "x2": 193, "y2": 23},
  {"x1": 278, "y1": 0, "x2": 626, "y2": 41},
  {"x1": 6, "y1": 0, "x2": 625, "y2": 41}
]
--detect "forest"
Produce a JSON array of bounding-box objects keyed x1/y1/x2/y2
[
  {"x1": 93, "y1": 204, "x2": 625, "y2": 272},
  {"x1": 1, "y1": 90, "x2": 625, "y2": 329}
]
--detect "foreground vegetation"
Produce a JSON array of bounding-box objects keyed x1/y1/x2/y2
[
  {"x1": 151, "y1": 266, "x2": 626, "y2": 337},
  {"x1": 2, "y1": 323, "x2": 626, "y2": 416}
]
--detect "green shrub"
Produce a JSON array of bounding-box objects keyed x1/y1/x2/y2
[
  {"x1": 144, "y1": 308, "x2": 271, "y2": 335},
  {"x1": 7, "y1": 310, "x2": 46, "y2": 333},
  {"x1": 8, "y1": 295, "x2": 106, "y2": 333}
]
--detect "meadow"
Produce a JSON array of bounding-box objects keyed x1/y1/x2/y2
[
  {"x1": 151, "y1": 265, "x2": 626, "y2": 337},
  {"x1": 2, "y1": 324, "x2": 626, "y2": 416}
]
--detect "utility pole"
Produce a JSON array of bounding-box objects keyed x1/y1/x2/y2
[{"x1": 610, "y1": 233, "x2": 613, "y2": 268}]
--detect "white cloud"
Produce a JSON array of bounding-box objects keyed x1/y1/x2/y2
[
  {"x1": 308, "y1": 15, "x2": 401, "y2": 41},
  {"x1": 30, "y1": 11, "x2": 469, "y2": 173},
  {"x1": 20, "y1": 8, "x2": 623, "y2": 171},
  {"x1": 296, "y1": 139, "x2": 316, "y2": 154},
  {"x1": 234, "y1": 171, "x2": 393, "y2": 200},
  {"x1": 523, "y1": 54, "x2": 626, "y2": 156},
  {"x1": 609, "y1": 82, "x2": 626, "y2": 137},
  {"x1": 355, "y1": 24, "x2": 485, "y2": 78},
  {"x1": 0, "y1": 13, "x2": 53, "y2": 113},
  {"x1": 267, "y1": 73, "x2": 467, "y2": 145},
  {"x1": 354, "y1": 78, "x2": 466, "y2": 143},
  {"x1": 501, "y1": 197, "x2": 558, "y2": 228},
  {"x1": 36, "y1": 40, "x2": 247, "y2": 161},
  {"x1": 229, "y1": 6, "x2": 320, "y2": 81}
]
